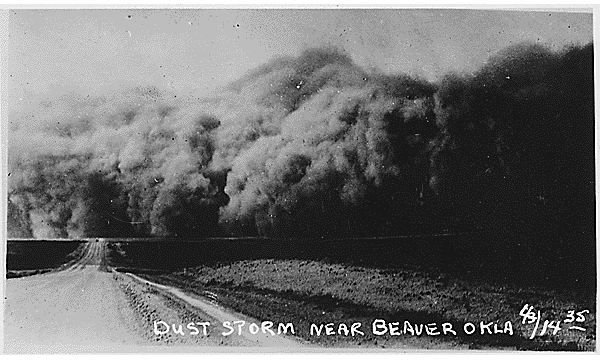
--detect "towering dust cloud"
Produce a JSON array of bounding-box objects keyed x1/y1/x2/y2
[{"x1": 7, "y1": 44, "x2": 594, "y2": 244}]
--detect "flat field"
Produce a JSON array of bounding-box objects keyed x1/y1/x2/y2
[
  {"x1": 106, "y1": 237, "x2": 596, "y2": 350},
  {"x1": 6, "y1": 240, "x2": 86, "y2": 277}
]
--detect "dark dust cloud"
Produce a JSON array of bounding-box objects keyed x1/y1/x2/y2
[{"x1": 7, "y1": 44, "x2": 594, "y2": 248}]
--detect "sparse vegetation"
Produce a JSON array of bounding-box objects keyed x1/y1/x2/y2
[
  {"x1": 6, "y1": 240, "x2": 86, "y2": 278},
  {"x1": 107, "y1": 239, "x2": 595, "y2": 350},
  {"x1": 139, "y1": 259, "x2": 595, "y2": 350}
]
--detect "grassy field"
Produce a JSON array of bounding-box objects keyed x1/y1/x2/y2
[
  {"x1": 106, "y1": 238, "x2": 596, "y2": 350},
  {"x1": 6, "y1": 240, "x2": 86, "y2": 278}
]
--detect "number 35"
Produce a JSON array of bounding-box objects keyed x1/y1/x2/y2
[{"x1": 565, "y1": 309, "x2": 589, "y2": 323}]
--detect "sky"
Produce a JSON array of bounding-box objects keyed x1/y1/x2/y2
[{"x1": 7, "y1": 8, "x2": 593, "y2": 112}]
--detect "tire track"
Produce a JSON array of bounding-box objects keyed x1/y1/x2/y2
[
  {"x1": 64, "y1": 241, "x2": 92, "y2": 271},
  {"x1": 6, "y1": 239, "x2": 307, "y2": 351},
  {"x1": 122, "y1": 272, "x2": 306, "y2": 348}
]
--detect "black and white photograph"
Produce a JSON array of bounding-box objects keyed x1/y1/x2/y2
[{"x1": 2, "y1": 7, "x2": 596, "y2": 353}]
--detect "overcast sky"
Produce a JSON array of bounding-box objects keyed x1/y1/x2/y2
[{"x1": 7, "y1": 8, "x2": 593, "y2": 112}]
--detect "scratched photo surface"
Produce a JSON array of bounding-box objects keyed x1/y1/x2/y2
[{"x1": 4, "y1": 8, "x2": 595, "y2": 353}]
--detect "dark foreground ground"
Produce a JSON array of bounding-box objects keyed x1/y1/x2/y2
[
  {"x1": 6, "y1": 235, "x2": 596, "y2": 350},
  {"x1": 6, "y1": 240, "x2": 86, "y2": 278},
  {"x1": 139, "y1": 259, "x2": 595, "y2": 350},
  {"x1": 105, "y1": 235, "x2": 595, "y2": 351}
]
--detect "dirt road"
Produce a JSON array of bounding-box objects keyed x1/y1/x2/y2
[{"x1": 4, "y1": 240, "x2": 304, "y2": 353}]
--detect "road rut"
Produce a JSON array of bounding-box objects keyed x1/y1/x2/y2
[{"x1": 4, "y1": 239, "x2": 305, "y2": 353}]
